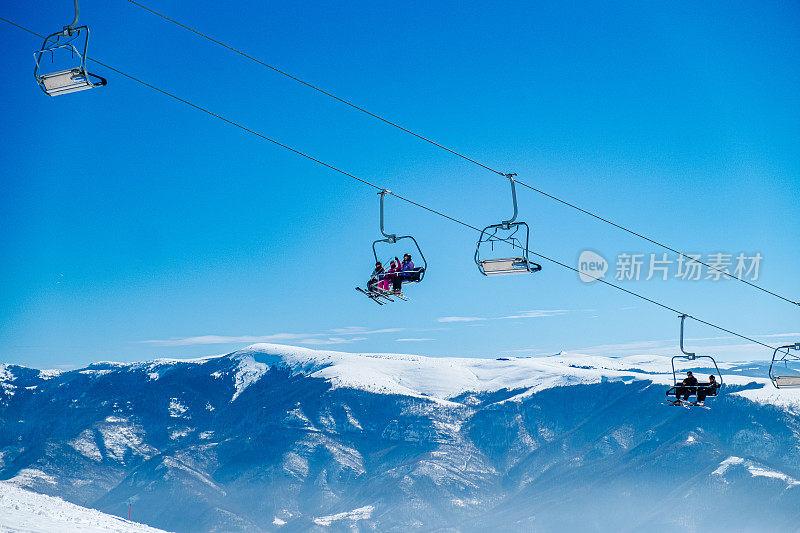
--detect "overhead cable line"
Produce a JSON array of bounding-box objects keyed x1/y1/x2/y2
[
  {"x1": 121, "y1": 0, "x2": 800, "y2": 308},
  {"x1": 0, "y1": 16, "x2": 785, "y2": 357}
]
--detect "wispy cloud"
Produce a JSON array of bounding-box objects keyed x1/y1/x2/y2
[
  {"x1": 437, "y1": 316, "x2": 486, "y2": 323},
  {"x1": 395, "y1": 338, "x2": 435, "y2": 342},
  {"x1": 140, "y1": 326, "x2": 403, "y2": 347},
  {"x1": 437, "y1": 309, "x2": 568, "y2": 323},
  {"x1": 140, "y1": 334, "x2": 308, "y2": 347},
  {"x1": 754, "y1": 333, "x2": 800, "y2": 339},
  {"x1": 502, "y1": 310, "x2": 569, "y2": 319},
  {"x1": 329, "y1": 327, "x2": 405, "y2": 335},
  {"x1": 142, "y1": 334, "x2": 370, "y2": 347},
  {"x1": 300, "y1": 337, "x2": 368, "y2": 345}
]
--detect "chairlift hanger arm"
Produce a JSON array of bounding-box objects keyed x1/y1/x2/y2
[
  {"x1": 65, "y1": 0, "x2": 80, "y2": 34},
  {"x1": 502, "y1": 173, "x2": 518, "y2": 228},
  {"x1": 372, "y1": 191, "x2": 427, "y2": 279},
  {"x1": 378, "y1": 190, "x2": 396, "y2": 242},
  {"x1": 679, "y1": 314, "x2": 696, "y2": 359}
]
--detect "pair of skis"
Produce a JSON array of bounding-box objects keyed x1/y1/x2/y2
[
  {"x1": 355, "y1": 286, "x2": 408, "y2": 305},
  {"x1": 666, "y1": 399, "x2": 711, "y2": 410}
]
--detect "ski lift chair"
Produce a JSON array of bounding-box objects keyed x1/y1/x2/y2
[
  {"x1": 34, "y1": 1, "x2": 106, "y2": 96},
  {"x1": 665, "y1": 314, "x2": 723, "y2": 402},
  {"x1": 475, "y1": 174, "x2": 542, "y2": 276},
  {"x1": 769, "y1": 343, "x2": 800, "y2": 389},
  {"x1": 372, "y1": 190, "x2": 427, "y2": 285}
]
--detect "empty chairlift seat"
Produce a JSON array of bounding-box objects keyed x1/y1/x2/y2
[
  {"x1": 37, "y1": 67, "x2": 105, "y2": 96},
  {"x1": 34, "y1": 22, "x2": 106, "y2": 97},
  {"x1": 770, "y1": 343, "x2": 800, "y2": 389},
  {"x1": 474, "y1": 173, "x2": 541, "y2": 277},
  {"x1": 477, "y1": 257, "x2": 539, "y2": 276},
  {"x1": 772, "y1": 375, "x2": 800, "y2": 388}
]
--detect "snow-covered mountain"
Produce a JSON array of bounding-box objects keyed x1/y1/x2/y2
[
  {"x1": 2, "y1": 344, "x2": 800, "y2": 532},
  {"x1": 0, "y1": 482, "x2": 168, "y2": 532}
]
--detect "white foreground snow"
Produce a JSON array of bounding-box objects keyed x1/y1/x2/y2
[{"x1": 0, "y1": 482, "x2": 169, "y2": 533}]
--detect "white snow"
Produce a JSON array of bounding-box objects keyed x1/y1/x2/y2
[
  {"x1": 228, "y1": 343, "x2": 783, "y2": 406},
  {"x1": 7, "y1": 468, "x2": 57, "y2": 487},
  {"x1": 0, "y1": 482, "x2": 169, "y2": 532},
  {"x1": 168, "y1": 398, "x2": 189, "y2": 419},
  {"x1": 343, "y1": 405, "x2": 362, "y2": 430},
  {"x1": 69, "y1": 430, "x2": 103, "y2": 462},
  {"x1": 230, "y1": 357, "x2": 268, "y2": 402},
  {"x1": 312, "y1": 505, "x2": 374, "y2": 526},
  {"x1": 79, "y1": 369, "x2": 113, "y2": 377},
  {"x1": 747, "y1": 465, "x2": 800, "y2": 486},
  {"x1": 97, "y1": 418, "x2": 157, "y2": 464},
  {"x1": 0, "y1": 364, "x2": 15, "y2": 399},
  {"x1": 37, "y1": 369, "x2": 63, "y2": 380},
  {"x1": 169, "y1": 427, "x2": 194, "y2": 440},
  {"x1": 157, "y1": 457, "x2": 223, "y2": 493},
  {"x1": 712, "y1": 456, "x2": 800, "y2": 486},
  {"x1": 713, "y1": 456, "x2": 744, "y2": 475}
]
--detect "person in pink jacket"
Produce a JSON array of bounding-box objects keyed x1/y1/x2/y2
[
  {"x1": 386, "y1": 259, "x2": 402, "y2": 293},
  {"x1": 377, "y1": 262, "x2": 391, "y2": 291}
]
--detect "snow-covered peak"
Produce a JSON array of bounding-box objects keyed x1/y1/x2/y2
[{"x1": 224, "y1": 343, "x2": 792, "y2": 406}]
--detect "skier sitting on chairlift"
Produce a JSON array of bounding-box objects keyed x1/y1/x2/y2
[
  {"x1": 388, "y1": 259, "x2": 403, "y2": 293},
  {"x1": 400, "y1": 254, "x2": 415, "y2": 280},
  {"x1": 696, "y1": 375, "x2": 719, "y2": 404},
  {"x1": 673, "y1": 371, "x2": 698, "y2": 404},
  {"x1": 367, "y1": 262, "x2": 386, "y2": 293}
]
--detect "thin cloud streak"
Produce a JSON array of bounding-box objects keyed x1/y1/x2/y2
[
  {"x1": 143, "y1": 335, "x2": 368, "y2": 347},
  {"x1": 140, "y1": 334, "x2": 309, "y2": 347},
  {"x1": 329, "y1": 327, "x2": 405, "y2": 335},
  {"x1": 141, "y1": 326, "x2": 405, "y2": 347},
  {"x1": 437, "y1": 310, "x2": 568, "y2": 323},
  {"x1": 437, "y1": 316, "x2": 485, "y2": 323},
  {"x1": 395, "y1": 338, "x2": 435, "y2": 342}
]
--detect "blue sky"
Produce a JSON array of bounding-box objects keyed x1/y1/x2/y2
[{"x1": 1, "y1": 0, "x2": 799, "y2": 368}]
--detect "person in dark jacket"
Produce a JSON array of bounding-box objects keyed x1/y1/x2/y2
[
  {"x1": 400, "y1": 254, "x2": 415, "y2": 280},
  {"x1": 673, "y1": 371, "x2": 698, "y2": 404},
  {"x1": 696, "y1": 375, "x2": 719, "y2": 404},
  {"x1": 367, "y1": 261, "x2": 385, "y2": 292}
]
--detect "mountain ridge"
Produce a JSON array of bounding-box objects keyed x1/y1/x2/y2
[{"x1": 2, "y1": 344, "x2": 799, "y2": 532}]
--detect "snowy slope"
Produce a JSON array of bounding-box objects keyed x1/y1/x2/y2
[{"x1": 0, "y1": 482, "x2": 168, "y2": 533}]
